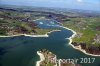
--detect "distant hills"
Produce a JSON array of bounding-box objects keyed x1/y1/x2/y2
[{"x1": 0, "y1": 4, "x2": 100, "y2": 17}]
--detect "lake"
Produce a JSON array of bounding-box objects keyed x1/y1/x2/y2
[{"x1": 0, "y1": 19, "x2": 100, "y2": 66}]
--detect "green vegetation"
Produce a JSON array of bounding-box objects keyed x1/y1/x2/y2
[
  {"x1": 38, "y1": 49, "x2": 80, "y2": 66},
  {"x1": 0, "y1": 9, "x2": 55, "y2": 36},
  {"x1": 62, "y1": 17, "x2": 100, "y2": 47},
  {"x1": 0, "y1": 8, "x2": 100, "y2": 48},
  {"x1": 0, "y1": 28, "x2": 7, "y2": 35}
]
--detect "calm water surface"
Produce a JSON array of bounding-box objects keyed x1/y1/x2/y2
[{"x1": 0, "y1": 19, "x2": 100, "y2": 66}]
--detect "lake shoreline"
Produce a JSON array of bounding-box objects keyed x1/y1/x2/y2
[
  {"x1": 0, "y1": 30, "x2": 61, "y2": 38},
  {"x1": 0, "y1": 25, "x2": 100, "y2": 57},
  {"x1": 63, "y1": 26, "x2": 100, "y2": 57},
  {"x1": 36, "y1": 51, "x2": 45, "y2": 66}
]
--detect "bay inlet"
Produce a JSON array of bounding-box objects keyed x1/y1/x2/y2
[{"x1": 0, "y1": 19, "x2": 100, "y2": 66}]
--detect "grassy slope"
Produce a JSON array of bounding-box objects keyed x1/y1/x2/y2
[
  {"x1": 62, "y1": 17, "x2": 100, "y2": 47},
  {"x1": 0, "y1": 10, "x2": 56, "y2": 36},
  {"x1": 0, "y1": 19, "x2": 55, "y2": 36}
]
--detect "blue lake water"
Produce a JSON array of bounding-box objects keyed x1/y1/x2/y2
[
  {"x1": 0, "y1": 19, "x2": 100, "y2": 66},
  {"x1": 33, "y1": 19, "x2": 61, "y2": 29}
]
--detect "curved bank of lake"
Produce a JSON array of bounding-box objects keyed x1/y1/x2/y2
[{"x1": 0, "y1": 19, "x2": 100, "y2": 66}]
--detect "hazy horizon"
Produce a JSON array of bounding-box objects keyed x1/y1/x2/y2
[{"x1": 0, "y1": 0, "x2": 100, "y2": 11}]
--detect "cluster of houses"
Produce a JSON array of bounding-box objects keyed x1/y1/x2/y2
[
  {"x1": 75, "y1": 32, "x2": 83, "y2": 38},
  {"x1": 94, "y1": 34, "x2": 100, "y2": 43}
]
